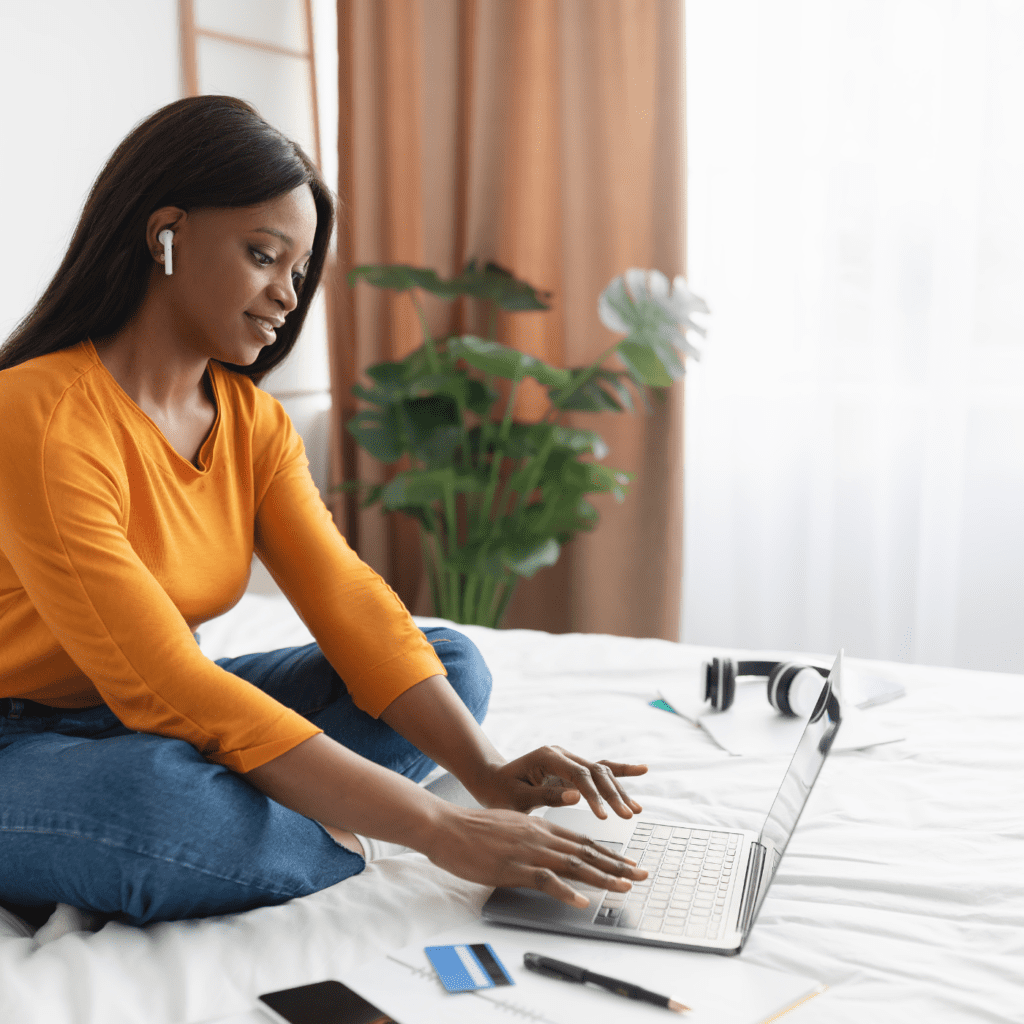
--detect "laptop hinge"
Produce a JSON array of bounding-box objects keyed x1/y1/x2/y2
[{"x1": 737, "y1": 842, "x2": 766, "y2": 935}]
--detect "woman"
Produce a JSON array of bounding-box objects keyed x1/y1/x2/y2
[{"x1": 0, "y1": 95, "x2": 647, "y2": 928}]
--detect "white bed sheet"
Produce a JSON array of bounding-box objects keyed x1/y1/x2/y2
[{"x1": 1, "y1": 593, "x2": 1021, "y2": 1023}]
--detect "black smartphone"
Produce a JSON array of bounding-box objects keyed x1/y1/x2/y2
[{"x1": 258, "y1": 979, "x2": 400, "y2": 1024}]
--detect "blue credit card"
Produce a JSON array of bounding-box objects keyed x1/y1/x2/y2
[{"x1": 424, "y1": 943, "x2": 514, "y2": 992}]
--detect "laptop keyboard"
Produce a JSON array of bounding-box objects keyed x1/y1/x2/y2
[{"x1": 593, "y1": 824, "x2": 740, "y2": 941}]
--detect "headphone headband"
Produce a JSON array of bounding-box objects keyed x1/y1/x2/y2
[{"x1": 735, "y1": 660, "x2": 828, "y2": 679}]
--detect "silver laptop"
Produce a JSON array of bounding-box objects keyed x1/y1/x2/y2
[{"x1": 482, "y1": 651, "x2": 843, "y2": 955}]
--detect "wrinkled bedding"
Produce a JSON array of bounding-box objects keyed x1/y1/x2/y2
[{"x1": 1, "y1": 593, "x2": 1020, "y2": 1023}]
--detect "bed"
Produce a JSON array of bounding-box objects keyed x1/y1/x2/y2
[{"x1": 0, "y1": 590, "x2": 1020, "y2": 1023}]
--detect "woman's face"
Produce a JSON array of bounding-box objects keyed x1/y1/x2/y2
[{"x1": 160, "y1": 184, "x2": 318, "y2": 366}]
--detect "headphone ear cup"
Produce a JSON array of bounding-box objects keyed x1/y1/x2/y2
[
  {"x1": 704, "y1": 659, "x2": 718, "y2": 706},
  {"x1": 789, "y1": 667, "x2": 830, "y2": 717},
  {"x1": 720, "y1": 658, "x2": 736, "y2": 711},
  {"x1": 767, "y1": 663, "x2": 803, "y2": 717},
  {"x1": 704, "y1": 657, "x2": 737, "y2": 712}
]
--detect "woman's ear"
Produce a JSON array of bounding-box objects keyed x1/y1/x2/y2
[{"x1": 145, "y1": 207, "x2": 186, "y2": 264}]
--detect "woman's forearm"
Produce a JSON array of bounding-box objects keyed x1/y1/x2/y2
[
  {"x1": 377, "y1": 674, "x2": 507, "y2": 798},
  {"x1": 241, "y1": 672, "x2": 512, "y2": 849},
  {"x1": 242, "y1": 731, "x2": 454, "y2": 852}
]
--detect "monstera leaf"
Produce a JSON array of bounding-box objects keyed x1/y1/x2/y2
[{"x1": 598, "y1": 269, "x2": 708, "y2": 386}]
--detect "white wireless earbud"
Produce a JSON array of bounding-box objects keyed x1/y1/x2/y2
[{"x1": 157, "y1": 229, "x2": 174, "y2": 275}]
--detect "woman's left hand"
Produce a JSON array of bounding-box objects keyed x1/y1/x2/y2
[{"x1": 470, "y1": 746, "x2": 648, "y2": 819}]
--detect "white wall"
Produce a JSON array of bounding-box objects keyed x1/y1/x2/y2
[{"x1": 1, "y1": 2, "x2": 181, "y2": 343}]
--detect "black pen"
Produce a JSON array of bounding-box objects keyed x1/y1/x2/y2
[{"x1": 523, "y1": 953, "x2": 690, "y2": 1013}]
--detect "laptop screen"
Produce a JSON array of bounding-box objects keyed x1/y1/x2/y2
[{"x1": 753, "y1": 652, "x2": 843, "y2": 913}]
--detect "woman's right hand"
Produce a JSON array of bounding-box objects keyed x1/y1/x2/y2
[{"x1": 423, "y1": 804, "x2": 647, "y2": 907}]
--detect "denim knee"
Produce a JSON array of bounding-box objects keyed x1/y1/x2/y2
[{"x1": 421, "y1": 628, "x2": 492, "y2": 724}]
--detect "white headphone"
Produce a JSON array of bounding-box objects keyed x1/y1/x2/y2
[
  {"x1": 157, "y1": 229, "x2": 174, "y2": 275},
  {"x1": 703, "y1": 658, "x2": 831, "y2": 718}
]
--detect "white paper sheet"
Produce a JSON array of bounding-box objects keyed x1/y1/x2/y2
[
  {"x1": 695, "y1": 684, "x2": 905, "y2": 756},
  {"x1": 352, "y1": 923, "x2": 824, "y2": 1024}
]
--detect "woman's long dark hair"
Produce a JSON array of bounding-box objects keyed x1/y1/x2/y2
[{"x1": 0, "y1": 95, "x2": 335, "y2": 384}]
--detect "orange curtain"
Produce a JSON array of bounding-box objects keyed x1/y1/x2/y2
[{"x1": 329, "y1": 0, "x2": 687, "y2": 640}]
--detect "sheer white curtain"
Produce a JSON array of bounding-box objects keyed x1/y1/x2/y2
[{"x1": 681, "y1": 0, "x2": 1024, "y2": 674}]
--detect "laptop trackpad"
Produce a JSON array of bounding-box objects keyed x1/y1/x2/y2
[{"x1": 485, "y1": 884, "x2": 600, "y2": 926}]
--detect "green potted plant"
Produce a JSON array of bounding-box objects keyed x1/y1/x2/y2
[{"x1": 342, "y1": 261, "x2": 708, "y2": 628}]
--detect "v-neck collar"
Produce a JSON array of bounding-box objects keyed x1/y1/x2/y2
[{"x1": 84, "y1": 339, "x2": 221, "y2": 474}]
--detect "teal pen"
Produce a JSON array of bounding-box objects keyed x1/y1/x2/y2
[{"x1": 523, "y1": 953, "x2": 690, "y2": 1013}]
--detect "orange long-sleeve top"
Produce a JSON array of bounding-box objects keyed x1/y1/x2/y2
[{"x1": 0, "y1": 339, "x2": 445, "y2": 773}]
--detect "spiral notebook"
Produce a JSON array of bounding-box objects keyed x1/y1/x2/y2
[{"x1": 348, "y1": 922, "x2": 825, "y2": 1024}]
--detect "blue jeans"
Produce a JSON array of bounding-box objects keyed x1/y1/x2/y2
[{"x1": 0, "y1": 628, "x2": 490, "y2": 925}]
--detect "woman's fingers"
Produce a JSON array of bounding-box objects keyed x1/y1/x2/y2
[
  {"x1": 594, "y1": 760, "x2": 646, "y2": 814},
  {"x1": 548, "y1": 829, "x2": 640, "y2": 872},
  {"x1": 532, "y1": 748, "x2": 646, "y2": 819},
  {"x1": 549, "y1": 841, "x2": 647, "y2": 904},
  {"x1": 584, "y1": 761, "x2": 636, "y2": 817},
  {"x1": 598, "y1": 760, "x2": 650, "y2": 777},
  {"x1": 483, "y1": 747, "x2": 647, "y2": 817},
  {"x1": 426, "y1": 808, "x2": 648, "y2": 910},
  {"x1": 529, "y1": 867, "x2": 592, "y2": 908},
  {"x1": 517, "y1": 832, "x2": 647, "y2": 908},
  {"x1": 552, "y1": 759, "x2": 612, "y2": 818},
  {"x1": 522, "y1": 750, "x2": 615, "y2": 819},
  {"x1": 571, "y1": 840, "x2": 644, "y2": 883}
]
